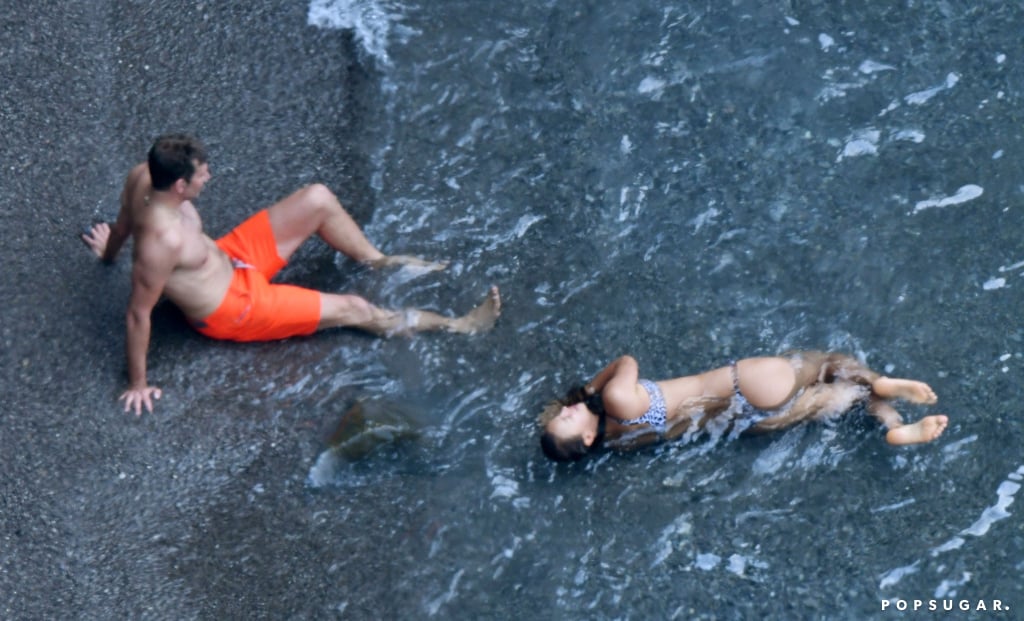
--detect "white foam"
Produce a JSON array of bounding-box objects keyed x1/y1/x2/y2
[
  {"x1": 726, "y1": 554, "x2": 747, "y2": 576},
  {"x1": 998, "y1": 259, "x2": 1024, "y2": 273},
  {"x1": 934, "y1": 572, "x2": 973, "y2": 599},
  {"x1": 930, "y1": 536, "x2": 965, "y2": 555},
  {"x1": 871, "y1": 498, "x2": 916, "y2": 513},
  {"x1": 751, "y1": 427, "x2": 802, "y2": 475},
  {"x1": 817, "y1": 83, "x2": 853, "y2": 102},
  {"x1": 983, "y1": 277, "x2": 1006, "y2": 291},
  {"x1": 695, "y1": 552, "x2": 721, "y2": 570},
  {"x1": 512, "y1": 214, "x2": 544, "y2": 238},
  {"x1": 904, "y1": 72, "x2": 960, "y2": 105},
  {"x1": 306, "y1": 449, "x2": 341, "y2": 488},
  {"x1": 489, "y1": 473, "x2": 520, "y2": 500},
  {"x1": 859, "y1": 59, "x2": 896, "y2": 74},
  {"x1": 690, "y1": 206, "x2": 721, "y2": 232},
  {"x1": 620, "y1": 135, "x2": 633, "y2": 155},
  {"x1": 839, "y1": 138, "x2": 877, "y2": 159},
  {"x1": 961, "y1": 480, "x2": 1020, "y2": 537},
  {"x1": 818, "y1": 33, "x2": 835, "y2": 51},
  {"x1": 940, "y1": 434, "x2": 977, "y2": 464},
  {"x1": 879, "y1": 562, "x2": 919, "y2": 589},
  {"x1": 891, "y1": 129, "x2": 925, "y2": 143},
  {"x1": 650, "y1": 513, "x2": 693, "y2": 567},
  {"x1": 425, "y1": 568, "x2": 466, "y2": 617},
  {"x1": 837, "y1": 128, "x2": 881, "y2": 161},
  {"x1": 878, "y1": 99, "x2": 901, "y2": 116},
  {"x1": 638, "y1": 76, "x2": 667, "y2": 96},
  {"x1": 307, "y1": 0, "x2": 399, "y2": 66},
  {"x1": 912, "y1": 184, "x2": 983, "y2": 214}
]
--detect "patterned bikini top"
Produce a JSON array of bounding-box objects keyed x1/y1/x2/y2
[{"x1": 617, "y1": 379, "x2": 668, "y2": 433}]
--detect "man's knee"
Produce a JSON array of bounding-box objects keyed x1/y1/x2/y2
[{"x1": 301, "y1": 183, "x2": 338, "y2": 209}]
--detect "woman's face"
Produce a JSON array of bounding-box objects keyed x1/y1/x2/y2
[{"x1": 545, "y1": 402, "x2": 598, "y2": 446}]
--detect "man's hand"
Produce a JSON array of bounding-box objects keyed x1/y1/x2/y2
[
  {"x1": 82, "y1": 223, "x2": 111, "y2": 259},
  {"x1": 119, "y1": 386, "x2": 163, "y2": 416}
]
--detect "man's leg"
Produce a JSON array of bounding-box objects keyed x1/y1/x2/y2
[
  {"x1": 318, "y1": 287, "x2": 501, "y2": 336},
  {"x1": 266, "y1": 183, "x2": 444, "y2": 269}
]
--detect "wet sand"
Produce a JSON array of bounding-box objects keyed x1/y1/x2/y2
[{"x1": 1, "y1": 1, "x2": 382, "y2": 618}]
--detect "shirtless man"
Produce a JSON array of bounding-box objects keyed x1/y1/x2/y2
[{"x1": 83, "y1": 133, "x2": 501, "y2": 416}]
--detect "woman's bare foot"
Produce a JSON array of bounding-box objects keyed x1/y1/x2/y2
[
  {"x1": 872, "y1": 377, "x2": 938, "y2": 404},
  {"x1": 449, "y1": 287, "x2": 501, "y2": 334},
  {"x1": 885, "y1": 415, "x2": 949, "y2": 445},
  {"x1": 366, "y1": 254, "x2": 448, "y2": 271}
]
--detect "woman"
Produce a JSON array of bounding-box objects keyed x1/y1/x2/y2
[{"x1": 539, "y1": 352, "x2": 948, "y2": 462}]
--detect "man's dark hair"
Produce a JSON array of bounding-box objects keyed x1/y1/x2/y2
[{"x1": 148, "y1": 133, "x2": 208, "y2": 191}]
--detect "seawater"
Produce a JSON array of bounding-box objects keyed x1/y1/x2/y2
[{"x1": 278, "y1": 1, "x2": 1024, "y2": 618}]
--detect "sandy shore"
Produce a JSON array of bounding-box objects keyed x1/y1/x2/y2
[{"x1": 1, "y1": 2, "x2": 385, "y2": 618}]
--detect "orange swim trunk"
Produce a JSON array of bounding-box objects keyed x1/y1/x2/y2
[{"x1": 190, "y1": 210, "x2": 322, "y2": 342}]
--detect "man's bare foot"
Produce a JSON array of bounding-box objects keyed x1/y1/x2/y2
[
  {"x1": 449, "y1": 286, "x2": 501, "y2": 334},
  {"x1": 885, "y1": 414, "x2": 948, "y2": 445},
  {"x1": 872, "y1": 377, "x2": 938, "y2": 404},
  {"x1": 366, "y1": 254, "x2": 448, "y2": 272}
]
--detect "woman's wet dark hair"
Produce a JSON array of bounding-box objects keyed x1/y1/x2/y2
[{"x1": 539, "y1": 384, "x2": 607, "y2": 462}]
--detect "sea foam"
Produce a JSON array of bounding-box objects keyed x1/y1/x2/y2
[{"x1": 308, "y1": 0, "x2": 399, "y2": 65}]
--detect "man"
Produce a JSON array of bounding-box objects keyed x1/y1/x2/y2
[{"x1": 83, "y1": 133, "x2": 501, "y2": 416}]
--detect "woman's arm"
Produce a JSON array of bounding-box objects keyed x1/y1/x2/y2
[
  {"x1": 586, "y1": 355, "x2": 636, "y2": 394},
  {"x1": 588, "y1": 355, "x2": 649, "y2": 422}
]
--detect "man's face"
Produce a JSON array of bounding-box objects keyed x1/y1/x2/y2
[{"x1": 182, "y1": 161, "x2": 211, "y2": 200}]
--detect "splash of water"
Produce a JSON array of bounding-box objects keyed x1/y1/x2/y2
[{"x1": 307, "y1": 0, "x2": 401, "y2": 66}]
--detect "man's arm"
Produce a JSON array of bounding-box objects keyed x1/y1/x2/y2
[
  {"x1": 120, "y1": 228, "x2": 181, "y2": 416},
  {"x1": 83, "y1": 163, "x2": 149, "y2": 262}
]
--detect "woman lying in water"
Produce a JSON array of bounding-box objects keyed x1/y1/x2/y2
[{"x1": 538, "y1": 351, "x2": 948, "y2": 462}]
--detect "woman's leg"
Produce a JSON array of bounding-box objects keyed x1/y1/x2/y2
[
  {"x1": 731, "y1": 351, "x2": 877, "y2": 408},
  {"x1": 797, "y1": 352, "x2": 948, "y2": 444},
  {"x1": 747, "y1": 381, "x2": 865, "y2": 432},
  {"x1": 868, "y1": 397, "x2": 949, "y2": 445},
  {"x1": 732, "y1": 357, "x2": 799, "y2": 409},
  {"x1": 787, "y1": 351, "x2": 879, "y2": 386},
  {"x1": 789, "y1": 352, "x2": 938, "y2": 404},
  {"x1": 747, "y1": 353, "x2": 947, "y2": 443},
  {"x1": 870, "y1": 376, "x2": 938, "y2": 404}
]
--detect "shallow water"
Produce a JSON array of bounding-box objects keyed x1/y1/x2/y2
[{"x1": 251, "y1": 0, "x2": 1024, "y2": 618}]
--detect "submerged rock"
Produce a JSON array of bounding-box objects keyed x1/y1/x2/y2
[{"x1": 326, "y1": 397, "x2": 427, "y2": 460}]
